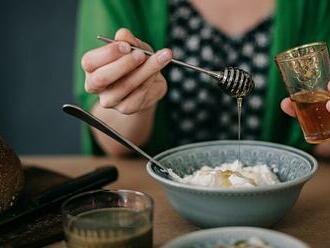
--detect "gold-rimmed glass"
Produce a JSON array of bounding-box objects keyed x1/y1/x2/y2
[{"x1": 275, "y1": 42, "x2": 330, "y2": 143}]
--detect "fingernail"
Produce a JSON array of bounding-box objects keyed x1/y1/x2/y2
[
  {"x1": 326, "y1": 100, "x2": 330, "y2": 112},
  {"x1": 156, "y1": 49, "x2": 172, "y2": 64},
  {"x1": 135, "y1": 38, "x2": 143, "y2": 47},
  {"x1": 131, "y1": 50, "x2": 145, "y2": 62},
  {"x1": 118, "y1": 42, "x2": 131, "y2": 54}
]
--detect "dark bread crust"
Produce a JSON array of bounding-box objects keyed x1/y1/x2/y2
[{"x1": 0, "y1": 136, "x2": 24, "y2": 213}]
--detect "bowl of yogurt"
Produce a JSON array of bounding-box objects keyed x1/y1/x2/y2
[{"x1": 146, "y1": 140, "x2": 317, "y2": 228}]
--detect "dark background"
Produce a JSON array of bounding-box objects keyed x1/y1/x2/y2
[{"x1": 0, "y1": 0, "x2": 81, "y2": 154}]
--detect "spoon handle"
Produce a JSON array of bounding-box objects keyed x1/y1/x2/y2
[
  {"x1": 97, "y1": 35, "x2": 219, "y2": 78},
  {"x1": 62, "y1": 104, "x2": 168, "y2": 172}
]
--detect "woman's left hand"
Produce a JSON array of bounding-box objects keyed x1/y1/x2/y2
[
  {"x1": 280, "y1": 81, "x2": 330, "y2": 116},
  {"x1": 280, "y1": 81, "x2": 330, "y2": 157}
]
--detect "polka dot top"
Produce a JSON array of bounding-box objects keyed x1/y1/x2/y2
[{"x1": 164, "y1": 0, "x2": 273, "y2": 146}]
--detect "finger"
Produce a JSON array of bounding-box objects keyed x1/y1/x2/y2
[
  {"x1": 136, "y1": 38, "x2": 154, "y2": 51},
  {"x1": 114, "y1": 78, "x2": 167, "y2": 115},
  {"x1": 98, "y1": 74, "x2": 156, "y2": 109},
  {"x1": 326, "y1": 101, "x2": 330, "y2": 112},
  {"x1": 281, "y1": 97, "x2": 296, "y2": 117},
  {"x1": 325, "y1": 81, "x2": 330, "y2": 112},
  {"x1": 97, "y1": 48, "x2": 172, "y2": 107},
  {"x1": 115, "y1": 28, "x2": 153, "y2": 51},
  {"x1": 115, "y1": 28, "x2": 140, "y2": 47},
  {"x1": 81, "y1": 41, "x2": 131, "y2": 73},
  {"x1": 113, "y1": 82, "x2": 150, "y2": 115},
  {"x1": 85, "y1": 50, "x2": 146, "y2": 93}
]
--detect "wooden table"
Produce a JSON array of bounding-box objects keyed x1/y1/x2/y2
[{"x1": 21, "y1": 156, "x2": 330, "y2": 248}]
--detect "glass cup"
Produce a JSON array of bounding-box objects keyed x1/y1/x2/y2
[
  {"x1": 62, "y1": 189, "x2": 153, "y2": 248},
  {"x1": 275, "y1": 42, "x2": 330, "y2": 143}
]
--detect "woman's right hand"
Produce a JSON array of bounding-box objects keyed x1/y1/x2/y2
[{"x1": 81, "y1": 28, "x2": 173, "y2": 114}]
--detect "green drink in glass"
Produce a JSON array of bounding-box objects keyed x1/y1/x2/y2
[{"x1": 62, "y1": 190, "x2": 153, "y2": 248}]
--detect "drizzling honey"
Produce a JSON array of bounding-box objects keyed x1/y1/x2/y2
[{"x1": 237, "y1": 97, "x2": 243, "y2": 162}]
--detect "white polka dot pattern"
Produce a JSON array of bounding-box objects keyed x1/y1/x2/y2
[{"x1": 165, "y1": 0, "x2": 272, "y2": 146}]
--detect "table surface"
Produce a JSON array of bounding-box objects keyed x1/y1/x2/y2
[{"x1": 20, "y1": 156, "x2": 330, "y2": 248}]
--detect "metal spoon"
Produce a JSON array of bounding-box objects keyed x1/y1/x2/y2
[
  {"x1": 62, "y1": 104, "x2": 174, "y2": 178},
  {"x1": 97, "y1": 35, "x2": 254, "y2": 98}
]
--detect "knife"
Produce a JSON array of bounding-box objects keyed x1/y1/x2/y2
[{"x1": 0, "y1": 165, "x2": 118, "y2": 233}]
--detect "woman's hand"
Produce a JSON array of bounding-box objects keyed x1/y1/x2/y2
[
  {"x1": 280, "y1": 82, "x2": 330, "y2": 157},
  {"x1": 280, "y1": 82, "x2": 330, "y2": 116},
  {"x1": 81, "y1": 28, "x2": 173, "y2": 115},
  {"x1": 280, "y1": 97, "x2": 297, "y2": 117}
]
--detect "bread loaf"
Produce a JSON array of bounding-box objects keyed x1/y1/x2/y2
[{"x1": 0, "y1": 136, "x2": 24, "y2": 213}]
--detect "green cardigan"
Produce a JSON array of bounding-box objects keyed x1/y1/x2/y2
[{"x1": 74, "y1": 0, "x2": 330, "y2": 155}]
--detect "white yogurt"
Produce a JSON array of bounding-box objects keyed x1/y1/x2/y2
[{"x1": 169, "y1": 160, "x2": 280, "y2": 188}]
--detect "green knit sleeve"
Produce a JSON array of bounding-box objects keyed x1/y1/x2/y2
[
  {"x1": 74, "y1": 0, "x2": 168, "y2": 155},
  {"x1": 74, "y1": 0, "x2": 145, "y2": 154}
]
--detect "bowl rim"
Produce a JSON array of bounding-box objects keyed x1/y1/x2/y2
[
  {"x1": 161, "y1": 226, "x2": 310, "y2": 248},
  {"x1": 146, "y1": 140, "x2": 318, "y2": 193}
]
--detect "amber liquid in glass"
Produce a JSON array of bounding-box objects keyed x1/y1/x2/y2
[{"x1": 291, "y1": 90, "x2": 330, "y2": 143}]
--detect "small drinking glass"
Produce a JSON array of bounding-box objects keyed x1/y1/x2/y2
[
  {"x1": 62, "y1": 189, "x2": 153, "y2": 248},
  {"x1": 275, "y1": 42, "x2": 330, "y2": 143}
]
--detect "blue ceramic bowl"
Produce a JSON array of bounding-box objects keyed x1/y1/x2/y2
[
  {"x1": 146, "y1": 141, "x2": 317, "y2": 228},
  {"x1": 161, "y1": 227, "x2": 310, "y2": 248}
]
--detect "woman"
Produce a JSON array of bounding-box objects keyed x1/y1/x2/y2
[{"x1": 75, "y1": 0, "x2": 330, "y2": 156}]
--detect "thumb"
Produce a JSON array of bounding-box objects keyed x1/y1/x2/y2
[
  {"x1": 281, "y1": 97, "x2": 296, "y2": 117},
  {"x1": 326, "y1": 100, "x2": 330, "y2": 112}
]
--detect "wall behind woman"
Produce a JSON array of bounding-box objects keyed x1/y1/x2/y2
[{"x1": 0, "y1": 0, "x2": 80, "y2": 154}]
